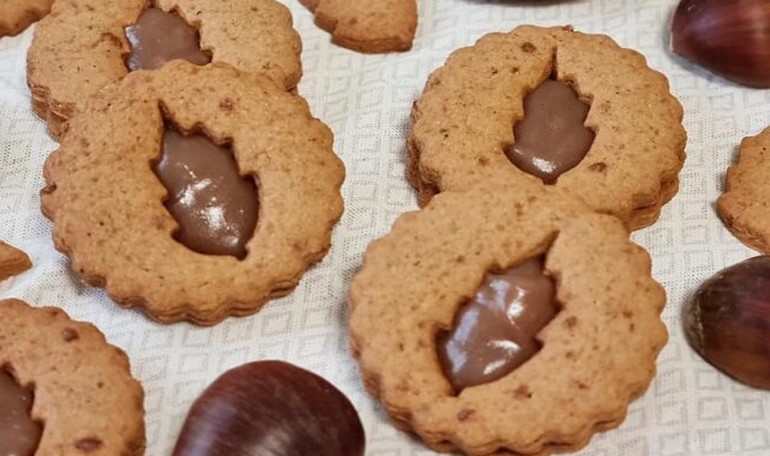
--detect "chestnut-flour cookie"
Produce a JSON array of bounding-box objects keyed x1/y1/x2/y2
[
  {"x1": 349, "y1": 180, "x2": 667, "y2": 455},
  {"x1": 0, "y1": 240, "x2": 31, "y2": 282},
  {"x1": 28, "y1": 0, "x2": 302, "y2": 137},
  {"x1": 408, "y1": 25, "x2": 686, "y2": 230},
  {"x1": 42, "y1": 61, "x2": 344, "y2": 325},
  {"x1": 300, "y1": 0, "x2": 417, "y2": 53},
  {"x1": 718, "y1": 127, "x2": 770, "y2": 253},
  {"x1": 0, "y1": 298, "x2": 145, "y2": 455},
  {"x1": 0, "y1": 0, "x2": 54, "y2": 38}
]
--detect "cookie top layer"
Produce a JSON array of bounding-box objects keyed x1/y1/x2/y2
[
  {"x1": 718, "y1": 127, "x2": 770, "y2": 253},
  {"x1": 27, "y1": 0, "x2": 302, "y2": 137},
  {"x1": 41, "y1": 61, "x2": 345, "y2": 325},
  {"x1": 300, "y1": 0, "x2": 417, "y2": 53},
  {"x1": 408, "y1": 25, "x2": 686, "y2": 230},
  {"x1": 349, "y1": 180, "x2": 667, "y2": 455},
  {"x1": 0, "y1": 0, "x2": 53, "y2": 37},
  {"x1": 0, "y1": 298, "x2": 145, "y2": 455}
]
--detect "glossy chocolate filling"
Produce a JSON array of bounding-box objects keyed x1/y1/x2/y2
[
  {"x1": 437, "y1": 256, "x2": 558, "y2": 393},
  {"x1": 0, "y1": 369, "x2": 42, "y2": 456},
  {"x1": 506, "y1": 77, "x2": 595, "y2": 184},
  {"x1": 154, "y1": 126, "x2": 259, "y2": 259},
  {"x1": 125, "y1": 7, "x2": 211, "y2": 72}
]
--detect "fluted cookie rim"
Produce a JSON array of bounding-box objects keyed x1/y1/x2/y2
[
  {"x1": 41, "y1": 61, "x2": 345, "y2": 325},
  {"x1": 0, "y1": 298, "x2": 145, "y2": 455},
  {"x1": 27, "y1": 0, "x2": 303, "y2": 138},
  {"x1": 718, "y1": 126, "x2": 770, "y2": 254},
  {"x1": 408, "y1": 25, "x2": 686, "y2": 231},
  {"x1": 349, "y1": 181, "x2": 667, "y2": 456}
]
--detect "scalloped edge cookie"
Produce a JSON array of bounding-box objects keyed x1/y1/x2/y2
[
  {"x1": 718, "y1": 127, "x2": 770, "y2": 253},
  {"x1": 0, "y1": 298, "x2": 145, "y2": 454},
  {"x1": 41, "y1": 61, "x2": 345, "y2": 325},
  {"x1": 408, "y1": 25, "x2": 686, "y2": 231},
  {"x1": 349, "y1": 181, "x2": 667, "y2": 455},
  {"x1": 27, "y1": 0, "x2": 302, "y2": 137}
]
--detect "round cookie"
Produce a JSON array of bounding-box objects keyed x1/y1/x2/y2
[
  {"x1": 0, "y1": 0, "x2": 53, "y2": 38},
  {"x1": 41, "y1": 61, "x2": 345, "y2": 325},
  {"x1": 349, "y1": 180, "x2": 667, "y2": 455},
  {"x1": 0, "y1": 298, "x2": 145, "y2": 455},
  {"x1": 27, "y1": 0, "x2": 302, "y2": 137},
  {"x1": 300, "y1": 0, "x2": 417, "y2": 53},
  {"x1": 408, "y1": 25, "x2": 686, "y2": 231},
  {"x1": 718, "y1": 127, "x2": 770, "y2": 253}
]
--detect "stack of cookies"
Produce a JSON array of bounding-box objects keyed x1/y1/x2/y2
[
  {"x1": 3, "y1": 1, "x2": 348, "y2": 454},
  {"x1": 349, "y1": 25, "x2": 687, "y2": 455},
  {"x1": 28, "y1": 0, "x2": 345, "y2": 325}
]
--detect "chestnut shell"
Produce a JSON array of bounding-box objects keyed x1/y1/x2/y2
[
  {"x1": 172, "y1": 360, "x2": 365, "y2": 456},
  {"x1": 684, "y1": 256, "x2": 770, "y2": 390},
  {"x1": 671, "y1": 0, "x2": 770, "y2": 88}
]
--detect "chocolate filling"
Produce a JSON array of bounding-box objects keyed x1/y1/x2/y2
[
  {"x1": 437, "y1": 256, "x2": 559, "y2": 393},
  {"x1": 153, "y1": 125, "x2": 259, "y2": 259},
  {"x1": 0, "y1": 369, "x2": 42, "y2": 456},
  {"x1": 506, "y1": 76, "x2": 595, "y2": 184},
  {"x1": 125, "y1": 7, "x2": 211, "y2": 72}
]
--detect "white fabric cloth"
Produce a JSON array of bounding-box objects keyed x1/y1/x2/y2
[{"x1": 0, "y1": 1, "x2": 768, "y2": 454}]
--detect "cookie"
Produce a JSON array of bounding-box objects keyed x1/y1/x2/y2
[
  {"x1": 349, "y1": 180, "x2": 667, "y2": 455},
  {"x1": 0, "y1": 298, "x2": 145, "y2": 455},
  {"x1": 0, "y1": 0, "x2": 53, "y2": 38},
  {"x1": 27, "y1": 0, "x2": 303, "y2": 137},
  {"x1": 300, "y1": 0, "x2": 417, "y2": 53},
  {"x1": 408, "y1": 25, "x2": 686, "y2": 231},
  {"x1": 41, "y1": 61, "x2": 345, "y2": 325},
  {"x1": 718, "y1": 127, "x2": 770, "y2": 253},
  {"x1": 0, "y1": 240, "x2": 31, "y2": 282}
]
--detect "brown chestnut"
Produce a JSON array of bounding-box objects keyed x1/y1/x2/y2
[
  {"x1": 671, "y1": 0, "x2": 770, "y2": 88},
  {"x1": 684, "y1": 256, "x2": 770, "y2": 390},
  {"x1": 172, "y1": 360, "x2": 365, "y2": 456}
]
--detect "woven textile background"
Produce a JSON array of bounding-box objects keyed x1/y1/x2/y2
[{"x1": 1, "y1": 0, "x2": 769, "y2": 454}]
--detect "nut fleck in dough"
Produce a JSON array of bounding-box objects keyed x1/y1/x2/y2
[
  {"x1": 408, "y1": 25, "x2": 686, "y2": 231},
  {"x1": 0, "y1": 0, "x2": 53, "y2": 37},
  {"x1": 718, "y1": 127, "x2": 770, "y2": 253},
  {"x1": 0, "y1": 299, "x2": 145, "y2": 455},
  {"x1": 42, "y1": 61, "x2": 345, "y2": 325},
  {"x1": 27, "y1": 0, "x2": 303, "y2": 137},
  {"x1": 350, "y1": 180, "x2": 667, "y2": 456},
  {"x1": 300, "y1": 0, "x2": 417, "y2": 53}
]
